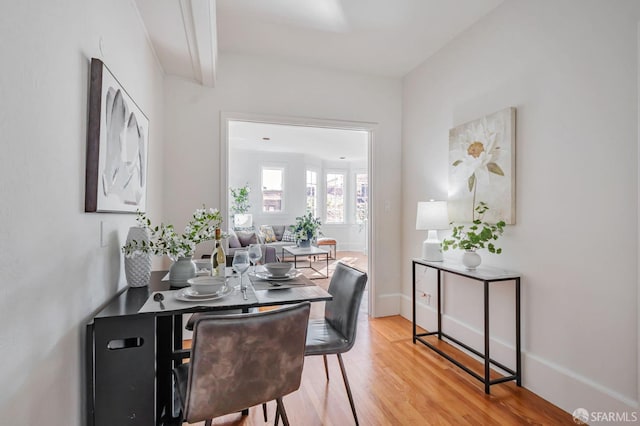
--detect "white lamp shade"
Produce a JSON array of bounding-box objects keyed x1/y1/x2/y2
[{"x1": 416, "y1": 201, "x2": 449, "y2": 230}]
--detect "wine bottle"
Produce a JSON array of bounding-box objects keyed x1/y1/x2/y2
[
  {"x1": 211, "y1": 238, "x2": 219, "y2": 276},
  {"x1": 214, "y1": 228, "x2": 226, "y2": 277}
]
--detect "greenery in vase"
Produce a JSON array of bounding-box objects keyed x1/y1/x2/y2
[
  {"x1": 292, "y1": 212, "x2": 322, "y2": 241},
  {"x1": 442, "y1": 202, "x2": 506, "y2": 254},
  {"x1": 122, "y1": 206, "x2": 223, "y2": 261},
  {"x1": 230, "y1": 184, "x2": 251, "y2": 214}
]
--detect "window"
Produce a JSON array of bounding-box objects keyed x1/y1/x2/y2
[
  {"x1": 326, "y1": 173, "x2": 344, "y2": 223},
  {"x1": 262, "y1": 167, "x2": 284, "y2": 212},
  {"x1": 306, "y1": 170, "x2": 317, "y2": 217},
  {"x1": 355, "y1": 173, "x2": 368, "y2": 224}
]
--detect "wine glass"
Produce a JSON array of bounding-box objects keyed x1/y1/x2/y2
[
  {"x1": 232, "y1": 250, "x2": 250, "y2": 290},
  {"x1": 248, "y1": 244, "x2": 262, "y2": 274}
]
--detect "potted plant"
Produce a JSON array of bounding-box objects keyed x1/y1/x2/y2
[
  {"x1": 441, "y1": 202, "x2": 506, "y2": 270},
  {"x1": 292, "y1": 212, "x2": 322, "y2": 248},
  {"x1": 122, "y1": 206, "x2": 223, "y2": 286},
  {"x1": 230, "y1": 184, "x2": 252, "y2": 228}
]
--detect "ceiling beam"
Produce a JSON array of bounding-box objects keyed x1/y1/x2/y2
[{"x1": 180, "y1": 0, "x2": 217, "y2": 87}]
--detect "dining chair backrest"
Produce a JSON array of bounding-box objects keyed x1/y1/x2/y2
[
  {"x1": 180, "y1": 302, "x2": 311, "y2": 423},
  {"x1": 325, "y1": 262, "x2": 368, "y2": 351}
]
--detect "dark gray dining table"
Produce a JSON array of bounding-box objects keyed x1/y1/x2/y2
[{"x1": 87, "y1": 269, "x2": 332, "y2": 426}]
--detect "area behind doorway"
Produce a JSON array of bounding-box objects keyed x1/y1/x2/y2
[{"x1": 225, "y1": 117, "x2": 371, "y2": 314}]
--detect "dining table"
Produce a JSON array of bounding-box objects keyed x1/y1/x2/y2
[{"x1": 86, "y1": 267, "x2": 332, "y2": 426}]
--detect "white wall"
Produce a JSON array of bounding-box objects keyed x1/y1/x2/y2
[
  {"x1": 0, "y1": 1, "x2": 164, "y2": 424},
  {"x1": 402, "y1": 0, "x2": 640, "y2": 416},
  {"x1": 164, "y1": 53, "x2": 402, "y2": 315},
  {"x1": 229, "y1": 148, "x2": 307, "y2": 226}
]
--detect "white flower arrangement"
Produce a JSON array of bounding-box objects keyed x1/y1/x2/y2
[
  {"x1": 122, "y1": 206, "x2": 223, "y2": 261},
  {"x1": 292, "y1": 212, "x2": 322, "y2": 241}
]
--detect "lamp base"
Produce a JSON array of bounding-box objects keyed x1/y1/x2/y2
[{"x1": 422, "y1": 240, "x2": 443, "y2": 262}]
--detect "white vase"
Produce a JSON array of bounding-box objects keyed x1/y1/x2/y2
[
  {"x1": 462, "y1": 250, "x2": 481, "y2": 270},
  {"x1": 169, "y1": 256, "x2": 197, "y2": 288},
  {"x1": 124, "y1": 226, "x2": 152, "y2": 287},
  {"x1": 233, "y1": 213, "x2": 253, "y2": 228}
]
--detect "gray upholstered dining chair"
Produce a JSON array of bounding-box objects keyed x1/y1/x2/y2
[
  {"x1": 172, "y1": 302, "x2": 311, "y2": 426},
  {"x1": 299, "y1": 262, "x2": 368, "y2": 426}
]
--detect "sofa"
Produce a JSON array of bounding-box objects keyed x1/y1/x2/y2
[{"x1": 226, "y1": 225, "x2": 297, "y2": 264}]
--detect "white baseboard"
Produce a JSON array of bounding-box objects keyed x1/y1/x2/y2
[
  {"x1": 336, "y1": 243, "x2": 366, "y2": 252},
  {"x1": 523, "y1": 352, "x2": 639, "y2": 418},
  {"x1": 373, "y1": 292, "x2": 401, "y2": 317},
  {"x1": 400, "y1": 294, "x2": 639, "y2": 418}
]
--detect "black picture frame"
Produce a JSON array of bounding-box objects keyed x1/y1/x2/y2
[{"x1": 85, "y1": 58, "x2": 149, "y2": 213}]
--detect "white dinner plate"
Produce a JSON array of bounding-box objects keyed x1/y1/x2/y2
[
  {"x1": 254, "y1": 270, "x2": 301, "y2": 281},
  {"x1": 174, "y1": 285, "x2": 233, "y2": 302}
]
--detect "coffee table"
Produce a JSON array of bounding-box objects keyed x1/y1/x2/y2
[{"x1": 282, "y1": 245, "x2": 330, "y2": 279}]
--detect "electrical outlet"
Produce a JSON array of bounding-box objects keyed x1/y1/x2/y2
[{"x1": 425, "y1": 293, "x2": 432, "y2": 306}]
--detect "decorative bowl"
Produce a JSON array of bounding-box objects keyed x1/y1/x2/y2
[
  {"x1": 187, "y1": 276, "x2": 226, "y2": 295},
  {"x1": 264, "y1": 262, "x2": 293, "y2": 277},
  {"x1": 193, "y1": 259, "x2": 212, "y2": 272}
]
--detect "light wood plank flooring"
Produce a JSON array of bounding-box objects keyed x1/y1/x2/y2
[{"x1": 183, "y1": 311, "x2": 573, "y2": 425}]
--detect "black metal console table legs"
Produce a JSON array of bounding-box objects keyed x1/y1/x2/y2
[{"x1": 411, "y1": 260, "x2": 522, "y2": 394}]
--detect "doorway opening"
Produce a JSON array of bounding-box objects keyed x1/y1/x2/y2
[{"x1": 221, "y1": 113, "x2": 375, "y2": 316}]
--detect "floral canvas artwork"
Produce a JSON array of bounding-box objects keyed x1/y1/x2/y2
[{"x1": 448, "y1": 107, "x2": 516, "y2": 224}]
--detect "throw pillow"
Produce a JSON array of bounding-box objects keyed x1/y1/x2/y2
[
  {"x1": 228, "y1": 234, "x2": 241, "y2": 248},
  {"x1": 256, "y1": 226, "x2": 265, "y2": 243},
  {"x1": 260, "y1": 225, "x2": 277, "y2": 243},
  {"x1": 227, "y1": 228, "x2": 241, "y2": 248},
  {"x1": 236, "y1": 231, "x2": 258, "y2": 247},
  {"x1": 271, "y1": 225, "x2": 286, "y2": 241},
  {"x1": 282, "y1": 229, "x2": 296, "y2": 242}
]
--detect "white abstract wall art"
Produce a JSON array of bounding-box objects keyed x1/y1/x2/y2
[
  {"x1": 448, "y1": 107, "x2": 515, "y2": 224},
  {"x1": 85, "y1": 58, "x2": 149, "y2": 213}
]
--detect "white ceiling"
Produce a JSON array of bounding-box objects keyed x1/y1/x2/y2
[
  {"x1": 135, "y1": 0, "x2": 503, "y2": 82},
  {"x1": 135, "y1": 0, "x2": 502, "y2": 157},
  {"x1": 229, "y1": 121, "x2": 368, "y2": 162}
]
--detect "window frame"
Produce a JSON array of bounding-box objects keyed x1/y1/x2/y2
[
  {"x1": 260, "y1": 165, "x2": 286, "y2": 213},
  {"x1": 305, "y1": 169, "x2": 318, "y2": 218},
  {"x1": 354, "y1": 171, "x2": 368, "y2": 225},
  {"x1": 324, "y1": 170, "x2": 346, "y2": 224}
]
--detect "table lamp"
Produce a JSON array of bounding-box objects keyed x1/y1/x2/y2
[{"x1": 416, "y1": 200, "x2": 449, "y2": 261}]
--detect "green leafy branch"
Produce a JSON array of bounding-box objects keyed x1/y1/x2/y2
[
  {"x1": 442, "y1": 202, "x2": 506, "y2": 253},
  {"x1": 122, "y1": 206, "x2": 223, "y2": 260},
  {"x1": 230, "y1": 184, "x2": 251, "y2": 214}
]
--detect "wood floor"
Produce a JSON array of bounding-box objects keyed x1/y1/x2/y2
[
  {"x1": 294, "y1": 250, "x2": 369, "y2": 318},
  {"x1": 185, "y1": 251, "x2": 573, "y2": 425}
]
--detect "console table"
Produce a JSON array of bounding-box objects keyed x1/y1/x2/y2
[{"x1": 412, "y1": 259, "x2": 521, "y2": 394}]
